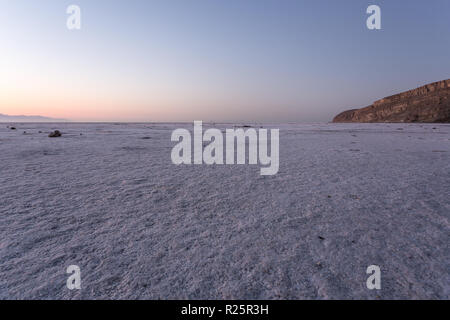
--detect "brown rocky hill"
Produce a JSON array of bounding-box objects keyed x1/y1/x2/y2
[{"x1": 333, "y1": 79, "x2": 450, "y2": 123}]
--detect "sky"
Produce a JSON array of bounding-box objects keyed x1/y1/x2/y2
[{"x1": 0, "y1": 0, "x2": 449, "y2": 122}]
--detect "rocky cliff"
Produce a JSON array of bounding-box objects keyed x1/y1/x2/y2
[{"x1": 333, "y1": 79, "x2": 450, "y2": 123}]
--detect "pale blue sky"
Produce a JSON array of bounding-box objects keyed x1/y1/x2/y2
[{"x1": 0, "y1": 0, "x2": 449, "y2": 121}]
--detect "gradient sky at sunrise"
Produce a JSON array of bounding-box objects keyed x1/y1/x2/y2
[{"x1": 0, "y1": 0, "x2": 449, "y2": 122}]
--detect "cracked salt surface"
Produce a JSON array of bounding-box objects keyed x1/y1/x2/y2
[{"x1": 0, "y1": 123, "x2": 449, "y2": 299}]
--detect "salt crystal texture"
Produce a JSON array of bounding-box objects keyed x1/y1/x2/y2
[{"x1": 0, "y1": 123, "x2": 448, "y2": 299}]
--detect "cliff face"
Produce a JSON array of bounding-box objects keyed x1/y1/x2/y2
[{"x1": 333, "y1": 79, "x2": 450, "y2": 123}]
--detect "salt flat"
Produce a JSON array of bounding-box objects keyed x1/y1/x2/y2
[{"x1": 0, "y1": 123, "x2": 449, "y2": 299}]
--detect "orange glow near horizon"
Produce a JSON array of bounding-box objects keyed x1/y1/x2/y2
[{"x1": 2, "y1": 1, "x2": 449, "y2": 123}]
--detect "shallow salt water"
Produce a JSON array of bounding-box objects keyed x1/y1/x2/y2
[{"x1": 0, "y1": 122, "x2": 449, "y2": 299}]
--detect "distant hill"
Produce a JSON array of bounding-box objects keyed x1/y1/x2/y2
[
  {"x1": 333, "y1": 79, "x2": 450, "y2": 123},
  {"x1": 0, "y1": 113, "x2": 67, "y2": 122}
]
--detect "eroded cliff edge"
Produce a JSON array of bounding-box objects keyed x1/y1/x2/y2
[{"x1": 333, "y1": 79, "x2": 450, "y2": 123}]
